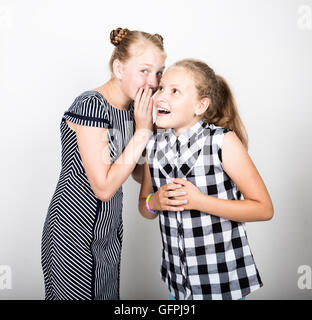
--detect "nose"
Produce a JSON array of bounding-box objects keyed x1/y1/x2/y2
[
  {"x1": 147, "y1": 74, "x2": 159, "y2": 93},
  {"x1": 154, "y1": 87, "x2": 166, "y2": 103}
]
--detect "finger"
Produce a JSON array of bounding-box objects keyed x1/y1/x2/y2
[
  {"x1": 168, "y1": 199, "x2": 188, "y2": 206},
  {"x1": 172, "y1": 178, "x2": 187, "y2": 185},
  {"x1": 134, "y1": 88, "x2": 144, "y2": 109},
  {"x1": 142, "y1": 88, "x2": 153, "y2": 110},
  {"x1": 147, "y1": 95, "x2": 154, "y2": 114},
  {"x1": 139, "y1": 88, "x2": 148, "y2": 113},
  {"x1": 140, "y1": 85, "x2": 150, "y2": 108},
  {"x1": 143, "y1": 95, "x2": 153, "y2": 118},
  {"x1": 167, "y1": 190, "x2": 187, "y2": 198},
  {"x1": 164, "y1": 206, "x2": 185, "y2": 212},
  {"x1": 165, "y1": 183, "x2": 182, "y2": 191}
]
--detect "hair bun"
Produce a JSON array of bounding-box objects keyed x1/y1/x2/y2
[
  {"x1": 154, "y1": 33, "x2": 164, "y2": 45},
  {"x1": 110, "y1": 28, "x2": 129, "y2": 46}
]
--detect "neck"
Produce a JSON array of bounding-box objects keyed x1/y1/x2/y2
[
  {"x1": 173, "y1": 117, "x2": 202, "y2": 136},
  {"x1": 96, "y1": 78, "x2": 131, "y2": 111}
]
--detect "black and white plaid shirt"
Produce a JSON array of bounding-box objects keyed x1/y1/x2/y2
[{"x1": 146, "y1": 120, "x2": 263, "y2": 300}]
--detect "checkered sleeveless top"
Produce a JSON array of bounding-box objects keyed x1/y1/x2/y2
[{"x1": 146, "y1": 120, "x2": 263, "y2": 300}]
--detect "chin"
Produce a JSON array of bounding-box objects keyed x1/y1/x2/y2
[
  {"x1": 129, "y1": 92, "x2": 137, "y2": 101},
  {"x1": 129, "y1": 87, "x2": 141, "y2": 101},
  {"x1": 155, "y1": 118, "x2": 172, "y2": 129}
]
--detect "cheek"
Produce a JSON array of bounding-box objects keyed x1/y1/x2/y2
[
  {"x1": 132, "y1": 74, "x2": 146, "y2": 87},
  {"x1": 173, "y1": 101, "x2": 192, "y2": 116},
  {"x1": 123, "y1": 74, "x2": 147, "y2": 98}
]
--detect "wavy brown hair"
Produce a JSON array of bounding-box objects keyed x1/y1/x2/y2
[
  {"x1": 172, "y1": 59, "x2": 248, "y2": 149},
  {"x1": 109, "y1": 28, "x2": 165, "y2": 73}
]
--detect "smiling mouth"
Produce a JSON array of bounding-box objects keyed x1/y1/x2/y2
[{"x1": 157, "y1": 107, "x2": 171, "y2": 115}]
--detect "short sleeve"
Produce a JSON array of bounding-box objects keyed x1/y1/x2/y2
[{"x1": 63, "y1": 92, "x2": 112, "y2": 128}]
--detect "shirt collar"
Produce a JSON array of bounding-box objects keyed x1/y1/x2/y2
[{"x1": 164, "y1": 120, "x2": 207, "y2": 149}]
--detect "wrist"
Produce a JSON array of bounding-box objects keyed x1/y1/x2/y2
[
  {"x1": 194, "y1": 191, "x2": 206, "y2": 211},
  {"x1": 148, "y1": 193, "x2": 158, "y2": 211},
  {"x1": 134, "y1": 128, "x2": 153, "y2": 141},
  {"x1": 145, "y1": 193, "x2": 158, "y2": 215}
]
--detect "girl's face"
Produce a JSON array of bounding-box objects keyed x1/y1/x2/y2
[
  {"x1": 119, "y1": 44, "x2": 166, "y2": 100},
  {"x1": 154, "y1": 67, "x2": 202, "y2": 135}
]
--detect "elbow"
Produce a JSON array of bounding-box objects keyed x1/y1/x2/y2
[
  {"x1": 138, "y1": 202, "x2": 148, "y2": 218},
  {"x1": 262, "y1": 203, "x2": 274, "y2": 221},
  {"x1": 98, "y1": 193, "x2": 113, "y2": 203},
  {"x1": 92, "y1": 183, "x2": 113, "y2": 202},
  {"x1": 138, "y1": 204, "x2": 145, "y2": 218},
  {"x1": 95, "y1": 190, "x2": 112, "y2": 202},
  {"x1": 132, "y1": 173, "x2": 142, "y2": 184},
  {"x1": 138, "y1": 200, "x2": 157, "y2": 220}
]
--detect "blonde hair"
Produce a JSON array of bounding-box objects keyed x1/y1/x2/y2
[
  {"x1": 172, "y1": 59, "x2": 248, "y2": 149},
  {"x1": 109, "y1": 28, "x2": 165, "y2": 72}
]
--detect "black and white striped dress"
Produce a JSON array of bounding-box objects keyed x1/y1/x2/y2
[{"x1": 41, "y1": 91, "x2": 134, "y2": 300}]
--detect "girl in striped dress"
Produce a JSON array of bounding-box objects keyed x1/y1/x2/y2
[
  {"x1": 41, "y1": 28, "x2": 166, "y2": 300},
  {"x1": 139, "y1": 59, "x2": 274, "y2": 300}
]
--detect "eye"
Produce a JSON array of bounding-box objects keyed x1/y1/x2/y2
[
  {"x1": 141, "y1": 69, "x2": 148, "y2": 74},
  {"x1": 172, "y1": 88, "x2": 179, "y2": 95},
  {"x1": 158, "y1": 85, "x2": 163, "y2": 91},
  {"x1": 156, "y1": 71, "x2": 163, "y2": 77}
]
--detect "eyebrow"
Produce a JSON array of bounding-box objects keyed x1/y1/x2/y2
[
  {"x1": 140, "y1": 64, "x2": 165, "y2": 70},
  {"x1": 159, "y1": 83, "x2": 182, "y2": 88}
]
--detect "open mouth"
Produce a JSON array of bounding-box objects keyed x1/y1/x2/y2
[{"x1": 157, "y1": 107, "x2": 171, "y2": 116}]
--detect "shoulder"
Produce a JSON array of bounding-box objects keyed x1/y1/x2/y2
[
  {"x1": 67, "y1": 91, "x2": 109, "y2": 117},
  {"x1": 209, "y1": 125, "x2": 246, "y2": 164},
  {"x1": 63, "y1": 91, "x2": 112, "y2": 128},
  {"x1": 207, "y1": 123, "x2": 231, "y2": 136},
  {"x1": 222, "y1": 130, "x2": 245, "y2": 153},
  {"x1": 205, "y1": 123, "x2": 232, "y2": 148}
]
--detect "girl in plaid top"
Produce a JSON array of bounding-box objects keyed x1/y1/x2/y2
[{"x1": 139, "y1": 59, "x2": 274, "y2": 300}]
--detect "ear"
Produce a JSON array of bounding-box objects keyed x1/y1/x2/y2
[
  {"x1": 112, "y1": 59, "x2": 124, "y2": 80},
  {"x1": 195, "y1": 97, "x2": 210, "y2": 116}
]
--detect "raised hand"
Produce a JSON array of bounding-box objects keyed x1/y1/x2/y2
[{"x1": 134, "y1": 85, "x2": 154, "y2": 133}]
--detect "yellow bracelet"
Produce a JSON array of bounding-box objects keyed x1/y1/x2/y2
[{"x1": 145, "y1": 193, "x2": 157, "y2": 214}]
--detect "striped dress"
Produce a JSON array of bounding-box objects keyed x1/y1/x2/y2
[{"x1": 41, "y1": 91, "x2": 134, "y2": 300}]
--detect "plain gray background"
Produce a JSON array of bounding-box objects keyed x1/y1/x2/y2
[{"x1": 0, "y1": 0, "x2": 311, "y2": 299}]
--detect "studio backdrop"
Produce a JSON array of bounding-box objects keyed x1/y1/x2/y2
[{"x1": 0, "y1": 0, "x2": 311, "y2": 299}]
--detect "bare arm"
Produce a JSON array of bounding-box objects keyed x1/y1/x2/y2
[
  {"x1": 132, "y1": 164, "x2": 144, "y2": 184},
  {"x1": 138, "y1": 161, "x2": 158, "y2": 219},
  {"x1": 138, "y1": 161, "x2": 188, "y2": 219},
  {"x1": 76, "y1": 126, "x2": 152, "y2": 202},
  {"x1": 173, "y1": 132, "x2": 274, "y2": 222},
  {"x1": 131, "y1": 149, "x2": 146, "y2": 184},
  {"x1": 74, "y1": 87, "x2": 154, "y2": 202}
]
